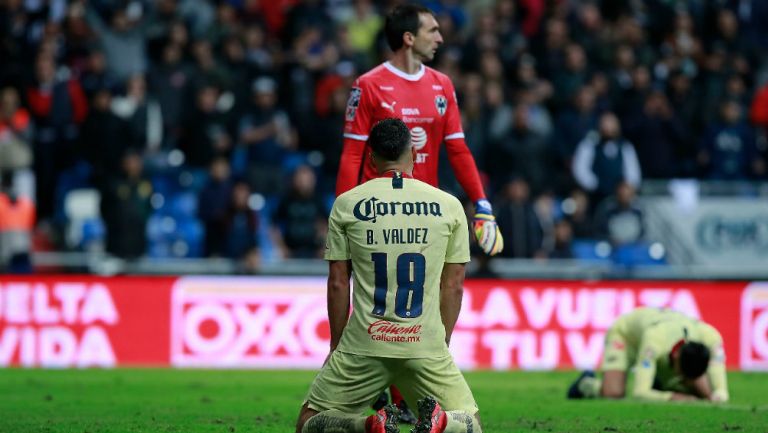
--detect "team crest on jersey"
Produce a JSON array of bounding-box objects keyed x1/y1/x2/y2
[
  {"x1": 435, "y1": 95, "x2": 447, "y2": 116},
  {"x1": 346, "y1": 87, "x2": 362, "y2": 121}
]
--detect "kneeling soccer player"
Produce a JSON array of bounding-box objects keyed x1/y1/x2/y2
[
  {"x1": 568, "y1": 307, "x2": 729, "y2": 402},
  {"x1": 295, "y1": 118, "x2": 482, "y2": 433}
]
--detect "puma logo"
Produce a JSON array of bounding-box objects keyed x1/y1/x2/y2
[{"x1": 381, "y1": 101, "x2": 397, "y2": 112}]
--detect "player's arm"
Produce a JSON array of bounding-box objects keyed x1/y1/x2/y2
[
  {"x1": 336, "y1": 137, "x2": 366, "y2": 196},
  {"x1": 440, "y1": 262, "x2": 465, "y2": 345},
  {"x1": 632, "y1": 340, "x2": 695, "y2": 401},
  {"x1": 441, "y1": 198, "x2": 471, "y2": 345},
  {"x1": 336, "y1": 81, "x2": 373, "y2": 196},
  {"x1": 441, "y1": 80, "x2": 503, "y2": 255},
  {"x1": 685, "y1": 374, "x2": 712, "y2": 400},
  {"x1": 705, "y1": 339, "x2": 729, "y2": 402},
  {"x1": 323, "y1": 199, "x2": 352, "y2": 351},
  {"x1": 327, "y1": 259, "x2": 352, "y2": 351}
]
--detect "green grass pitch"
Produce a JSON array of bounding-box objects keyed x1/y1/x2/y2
[{"x1": 1, "y1": 369, "x2": 766, "y2": 432}]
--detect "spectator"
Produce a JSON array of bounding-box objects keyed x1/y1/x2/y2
[
  {"x1": 85, "y1": 4, "x2": 150, "y2": 81},
  {"x1": 307, "y1": 76, "x2": 346, "y2": 191},
  {"x1": 593, "y1": 181, "x2": 644, "y2": 246},
  {"x1": 532, "y1": 18, "x2": 569, "y2": 80},
  {"x1": 495, "y1": 176, "x2": 544, "y2": 259},
  {"x1": 698, "y1": 100, "x2": 758, "y2": 179},
  {"x1": 80, "y1": 88, "x2": 130, "y2": 189},
  {"x1": 224, "y1": 180, "x2": 259, "y2": 263},
  {"x1": 26, "y1": 54, "x2": 88, "y2": 220},
  {"x1": 190, "y1": 39, "x2": 232, "y2": 91},
  {"x1": 489, "y1": 102, "x2": 554, "y2": 195},
  {"x1": 0, "y1": 173, "x2": 35, "y2": 273},
  {"x1": 148, "y1": 43, "x2": 194, "y2": 150},
  {"x1": 666, "y1": 71, "x2": 701, "y2": 171},
  {"x1": 111, "y1": 74, "x2": 164, "y2": 156},
  {"x1": 561, "y1": 188, "x2": 594, "y2": 239},
  {"x1": 272, "y1": 165, "x2": 327, "y2": 258},
  {"x1": 751, "y1": 78, "x2": 768, "y2": 178},
  {"x1": 100, "y1": 150, "x2": 152, "y2": 259},
  {"x1": 615, "y1": 65, "x2": 652, "y2": 118},
  {"x1": 239, "y1": 76, "x2": 295, "y2": 193},
  {"x1": 510, "y1": 54, "x2": 553, "y2": 106},
  {"x1": 548, "y1": 219, "x2": 575, "y2": 259},
  {"x1": 552, "y1": 43, "x2": 590, "y2": 110},
  {"x1": 572, "y1": 112, "x2": 642, "y2": 206},
  {"x1": 342, "y1": 0, "x2": 383, "y2": 68},
  {"x1": 198, "y1": 157, "x2": 234, "y2": 257},
  {"x1": 483, "y1": 80, "x2": 513, "y2": 161},
  {"x1": 0, "y1": 87, "x2": 33, "y2": 187},
  {"x1": 553, "y1": 85, "x2": 599, "y2": 187},
  {"x1": 623, "y1": 90, "x2": 688, "y2": 179},
  {"x1": 79, "y1": 50, "x2": 118, "y2": 98},
  {"x1": 182, "y1": 83, "x2": 233, "y2": 168},
  {"x1": 243, "y1": 24, "x2": 275, "y2": 76}
]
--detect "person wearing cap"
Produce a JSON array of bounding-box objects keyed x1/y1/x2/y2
[
  {"x1": 567, "y1": 307, "x2": 729, "y2": 402},
  {"x1": 238, "y1": 76, "x2": 295, "y2": 192}
]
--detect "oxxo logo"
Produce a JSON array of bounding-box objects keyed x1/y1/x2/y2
[
  {"x1": 740, "y1": 283, "x2": 768, "y2": 370},
  {"x1": 170, "y1": 279, "x2": 331, "y2": 368}
]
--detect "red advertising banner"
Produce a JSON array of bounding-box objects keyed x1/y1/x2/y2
[
  {"x1": 2, "y1": 276, "x2": 767, "y2": 370},
  {"x1": 453, "y1": 280, "x2": 747, "y2": 370},
  {"x1": 0, "y1": 276, "x2": 173, "y2": 367}
]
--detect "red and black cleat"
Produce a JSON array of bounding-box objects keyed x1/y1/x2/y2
[
  {"x1": 365, "y1": 404, "x2": 401, "y2": 433},
  {"x1": 410, "y1": 396, "x2": 447, "y2": 433}
]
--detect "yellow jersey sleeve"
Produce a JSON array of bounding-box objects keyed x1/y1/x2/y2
[
  {"x1": 324, "y1": 198, "x2": 350, "y2": 261},
  {"x1": 632, "y1": 331, "x2": 673, "y2": 401},
  {"x1": 445, "y1": 199, "x2": 470, "y2": 264},
  {"x1": 701, "y1": 323, "x2": 729, "y2": 402}
]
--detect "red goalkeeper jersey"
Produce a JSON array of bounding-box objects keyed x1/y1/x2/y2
[{"x1": 336, "y1": 61, "x2": 485, "y2": 201}]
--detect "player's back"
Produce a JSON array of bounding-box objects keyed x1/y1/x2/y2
[
  {"x1": 325, "y1": 174, "x2": 470, "y2": 358},
  {"x1": 617, "y1": 307, "x2": 721, "y2": 351}
]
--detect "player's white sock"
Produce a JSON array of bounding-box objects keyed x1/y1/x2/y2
[
  {"x1": 581, "y1": 376, "x2": 602, "y2": 398},
  {"x1": 443, "y1": 411, "x2": 482, "y2": 433},
  {"x1": 301, "y1": 410, "x2": 366, "y2": 433}
]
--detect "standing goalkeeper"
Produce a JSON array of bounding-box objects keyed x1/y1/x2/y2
[{"x1": 336, "y1": 4, "x2": 503, "y2": 257}]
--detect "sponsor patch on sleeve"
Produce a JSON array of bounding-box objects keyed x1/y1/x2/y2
[{"x1": 345, "y1": 87, "x2": 362, "y2": 121}]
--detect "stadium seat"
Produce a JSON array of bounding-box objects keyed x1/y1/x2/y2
[
  {"x1": 63, "y1": 188, "x2": 104, "y2": 250},
  {"x1": 167, "y1": 191, "x2": 198, "y2": 219},
  {"x1": 55, "y1": 161, "x2": 94, "y2": 223},
  {"x1": 81, "y1": 218, "x2": 106, "y2": 251},
  {"x1": 572, "y1": 239, "x2": 611, "y2": 261},
  {"x1": 612, "y1": 242, "x2": 667, "y2": 267}
]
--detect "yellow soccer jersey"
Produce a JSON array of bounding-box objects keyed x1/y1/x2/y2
[
  {"x1": 324, "y1": 174, "x2": 470, "y2": 358},
  {"x1": 612, "y1": 307, "x2": 728, "y2": 401}
]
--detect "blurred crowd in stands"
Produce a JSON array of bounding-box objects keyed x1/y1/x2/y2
[{"x1": 1, "y1": 0, "x2": 768, "y2": 273}]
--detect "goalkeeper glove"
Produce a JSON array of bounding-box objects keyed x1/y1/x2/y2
[{"x1": 473, "y1": 199, "x2": 503, "y2": 256}]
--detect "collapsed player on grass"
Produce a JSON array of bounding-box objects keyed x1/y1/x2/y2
[
  {"x1": 295, "y1": 118, "x2": 482, "y2": 433},
  {"x1": 336, "y1": 5, "x2": 502, "y2": 419},
  {"x1": 568, "y1": 307, "x2": 729, "y2": 402}
]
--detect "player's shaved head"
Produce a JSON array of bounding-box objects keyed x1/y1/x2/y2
[
  {"x1": 679, "y1": 342, "x2": 710, "y2": 379},
  {"x1": 368, "y1": 118, "x2": 411, "y2": 162},
  {"x1": 385, "y1": 4, "x2": 433, "y2": 51}
]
